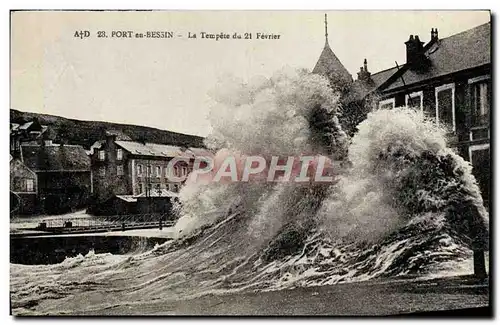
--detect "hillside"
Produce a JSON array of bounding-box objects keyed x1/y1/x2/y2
[{"x1": 10, "y1": 109, "x2": 205, "y2": 149}]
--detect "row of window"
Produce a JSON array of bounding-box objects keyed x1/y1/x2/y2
[
  {"x1": 378, "y1": 76, "x2": 490, "y2": 132},
  {"x1": 136, "y1": 164, "x2": 188, "y2": 178},
  {"x1": 98, "y1": 149, "x2": 123, "y2": 161},
  {"x1": 97, "y1": 149, "x2": 190, "y2": 178},
  {"x1": 137, "y1": 182, "x2": 180, "y2": 194},
  {"x1": 97, "y1": 165, "x2": 188, "y2": 178},
  {"x1": 98, "y1": 166, "x2": 123, "y2": 177}
]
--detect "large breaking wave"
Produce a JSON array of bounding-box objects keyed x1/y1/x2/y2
[{"x1": 10, "y1": 69, "x2": 489, "y2": 315}]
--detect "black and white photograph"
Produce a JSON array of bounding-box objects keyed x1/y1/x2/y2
[{"x1": 8, "y1": 9, "x2": 491, "y2": 316}]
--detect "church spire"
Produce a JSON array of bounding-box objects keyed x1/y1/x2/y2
[
  {"x1": 324, "y1": 13, "x2": 329, "y2": 45},
  {"x1": 313, "y1": 13, "x2": 353, "y2": 87}
]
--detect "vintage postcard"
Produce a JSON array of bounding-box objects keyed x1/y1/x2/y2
[{"x1": 9, "y1": 10, "x2": 491, "y2": 316}]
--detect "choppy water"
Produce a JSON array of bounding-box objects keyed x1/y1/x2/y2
[{"x1": 10, "y1": 70, "x2": 489, "y2": 315}]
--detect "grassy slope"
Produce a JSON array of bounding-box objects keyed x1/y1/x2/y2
[{"x1": 10, "y1": 109, "x2": 205, "y2": 149}]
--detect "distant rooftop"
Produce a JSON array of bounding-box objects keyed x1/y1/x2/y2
[
  {"x1": 21, "y1": 144, "x2": 90, "y2": 172},
  {"x1": 114, "y1": 140, "x2": 213, "y2": 159},
  {"x1": 383, "y1": 22, "x2": 490, "y2": 92}
]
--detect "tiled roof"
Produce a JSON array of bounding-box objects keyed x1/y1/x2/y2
[
  {"x1": 383, "y1": 22, "x2": 490, "y2": 92},
  {"x1": 135, "y1": 189, "x2": 179, "y2": 198},
  {"x1": 115, "y1": 141, "x2": 190, "y2": 158},
  {"x1": 21, "y1": 144, "x2": 91, "y2": 172},
  {"x1": 344, "y1": 66, "x2": 399, "y2": 103},
  {"x1": 116, "y1": 195, "x2": 137, "y2": 203},
  {"x1": 19, "y1": 122, "x2": 33, "y2": 130},
  {"x1": 115, "y1": 140, "x2": 210, "y2": 159},
  {"x1": 186, "y1": 147, "x2": 214, "y2": 157},
  {"x1": 371, "y1": 66, "x2": 400, "y2": 89},
  {"x1": 117, "y1": 189, "x2": 179, "y2": 202},
  {"x1": 312, "y1": 41, "x2": 353, "y2": 86},
  {"x1": 12, "y1": 120, "x2": 48, "y2": 137}
]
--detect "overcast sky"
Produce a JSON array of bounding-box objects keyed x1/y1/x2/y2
[{"x1": 11, "y1": 10, "x2": 490, "y2": 136}]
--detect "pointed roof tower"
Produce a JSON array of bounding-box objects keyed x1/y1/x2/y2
[{"x1": 312, "y1": 14, "x2": 353, "y2": 87}]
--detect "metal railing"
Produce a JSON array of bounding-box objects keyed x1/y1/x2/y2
[{"x1": 36, "y1": 213, "x2": 176, "y2": 233}]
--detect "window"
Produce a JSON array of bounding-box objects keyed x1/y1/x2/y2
[
  {"x1": 469, "y1": 143, "x2": 490, "y2": 163},
  {"x1": 99, "y1": 167, "x2": 106, "y2": 177},
  {"x1": 26, "y1": 179, "x2": 34, "y2": 192},
  {"x1": 147, "y1": 165, "x2": 152, "y2": 177},
  {"x1": 98, "y1": 150, "x2": 105, "y2": 161},
  {"x1": 156, "y1": 166, "x2": 161, "y2": 178},
  {"x1": 172, "y1": 184, "x2": 180, "y2": 192},
  {"x1": 116, "y1": 149, "x2": 123, "y2": 161},
  {"x1": 405, "y1": 91, "x2": 423, "y2": 110},
  {"x1": 469, "y1": 76, "x2": 490, "y2": 127},
  {"x1": 117, "y1": 165, "x2": 124, "y2": 176},
  {"x1": 138, "y1": 164, "x2": 143, "y2": 176},
  {"x1": 379, "y1": 98, "x2": 395, "y2": 110},
  {"x1": 139, "y1": 183, "x2": 144, "y2": 194},
  {"x1": 435, "y1": 83, "x2": 455, "y2": 131},
  {"x1": 469, "y1": 144, "x2": 490, "y2": 207},
  {"x1": 174, "y1": 166, "x2": 180, "y2": 177}
]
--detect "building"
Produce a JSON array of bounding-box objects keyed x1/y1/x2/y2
[
  {"x1": 15, "y1": 142, "x2": 92, "y2": 214},
  {"x1": 10, "y1": 117, "x2": 92, "y2": 215},
  {"x1": 10, "y1": 157, "x2": 38, "y2": 215},
  {"x1": 312, "y1": 14, "x2": 353, "y2": 92},
  {"x1": 312, "y1": 16, "x2": 491, "y2": 208},
  {"x1": 88, "y1": 132, "x2": 212, "y2": 215},
  {"x1": 10, "y1": 118, "x2": 49, "y2": 156}
]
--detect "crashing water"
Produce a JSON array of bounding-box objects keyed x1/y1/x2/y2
[{"x1": 10, "y1": 69, "x2": 489, "y2": 315}]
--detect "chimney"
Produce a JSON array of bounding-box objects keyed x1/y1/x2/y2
[
  {"x1": 356, "y1": 58, "x2": 372, "y2": 82},
  {"x1": 405, "y1": 34, "x2": 425, "y2": 64},
  {"x1": 431, "y1": 28, "x2": 439, "y2": 41},
  {"x1": 105, "y1": 132, "x2": 117, "y2": 149}
]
